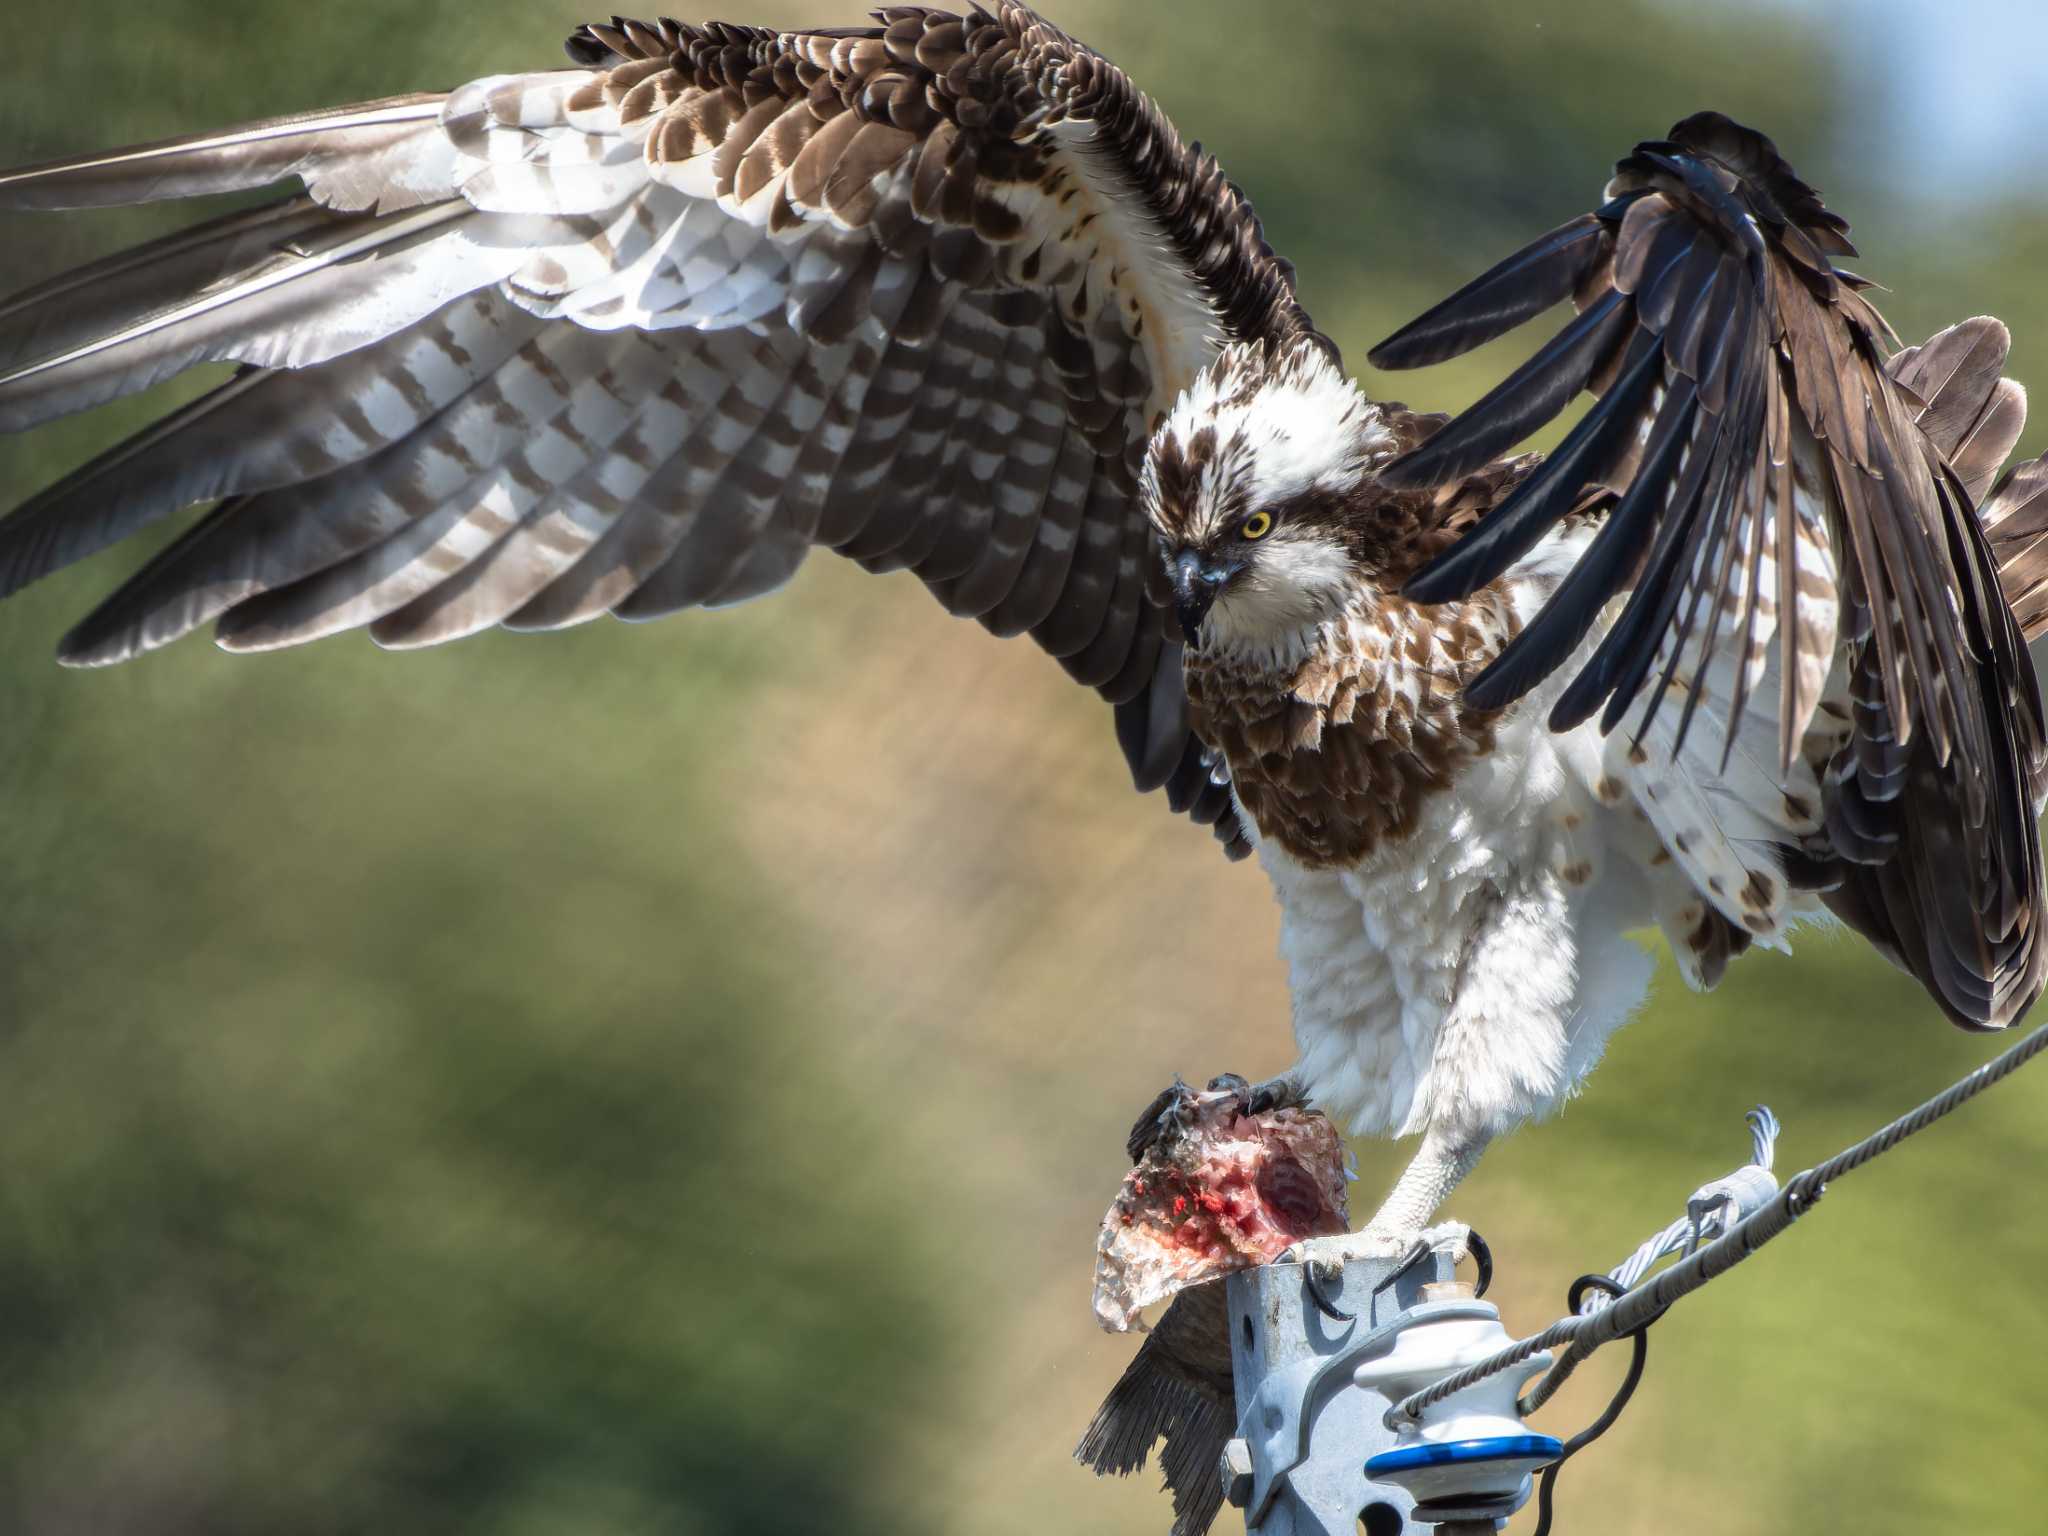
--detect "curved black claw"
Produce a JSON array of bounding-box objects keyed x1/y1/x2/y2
[
  {"x1": 1129, "y1": 1073, "x2": 1310, "y2": 1163},
  {"x1": 1372, "y1": 1239, "x2": 1436, "y2": 1300},
  {"x1": 1303, "y1": 1260, "x2": 1355, "y2": 1322},
  {"x1": 1467, "y1": 1228, "x2": 1494, "y2": 1299}
]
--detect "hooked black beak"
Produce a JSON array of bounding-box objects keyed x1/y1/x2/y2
[{"x1": 1170, "y1": 549, "x2": 1235, "y2": 647}]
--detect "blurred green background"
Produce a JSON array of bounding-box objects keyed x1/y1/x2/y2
[{"x1": 3, "y1": 2, "x2": 2047, "y2": 1533}]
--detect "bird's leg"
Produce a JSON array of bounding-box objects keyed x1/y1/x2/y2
[
  {"x1": 1363, "y1": 1123, "x2": 1492, "y2": 1234},
  {"x1": 1283, "y1": 1123, "x2": 1493, "y2": 1271}
]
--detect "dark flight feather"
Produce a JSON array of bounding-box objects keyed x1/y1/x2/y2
[
  {"x1": 1376, "y1": 287, "x2": 1633, "y2": 492},
  {"x1": 1376, "y1": 110, "x2": 2047, "y2": 1030},
  {"x1": 1409, "y1": 332, "x2": 1663, "y2": 607},
  {"x1": 1367, "y1": 212, "x2": 1612, "y2": 370}
]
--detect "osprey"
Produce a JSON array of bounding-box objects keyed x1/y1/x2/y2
[{"x1": 2, "y1": 6, "x2": 2045, "y2": 1249}]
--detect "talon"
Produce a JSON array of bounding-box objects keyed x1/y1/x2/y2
[
  {"x1": 1244, "y1": 1073, "x2": 1306, "y2": 1117},
  {"x1": 1371, "y1": 1238, "x2": 1435, "y2": 1299},
  {"x1": 1466, "y1": 1228, "x2": 1493, "y2": 1298},
  {"x1": 1304, "y1": 1259, "x2": 1354, "y2": 1322},
  {"x1": 1204, "y1": 1072, "x2": 1308, "y2": 1120},
  {"x1": 1125, "y1": 1073, "x2": 1310, "y2": 1163}
]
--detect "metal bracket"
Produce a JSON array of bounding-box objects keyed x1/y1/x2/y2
[{"x1": 1221, "y1": 1251, "x2": 1461, "y2": 1534}]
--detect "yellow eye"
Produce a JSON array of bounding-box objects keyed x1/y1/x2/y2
[{"x1": 1240, "y1": 511, "x2": 1274, "y2": 541}]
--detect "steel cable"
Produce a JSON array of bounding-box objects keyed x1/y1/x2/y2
[{"x1": 1385, "y1": 1011, "x2": 2048, "y2": 1429}]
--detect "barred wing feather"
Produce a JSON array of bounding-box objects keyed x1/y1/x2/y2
[{"x1": 0, "y1": 5, "x2": 1333, "y2": 858}]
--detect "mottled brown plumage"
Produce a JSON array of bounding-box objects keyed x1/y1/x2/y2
[
  {"x1": 565, "y1": 8, "x2": 1326, "y2": 360},
  {"x1": 1142, "y1": 358, "x2": 1551, "y2": 870},
  {"x1": 1185, "y1": 584, "x2": 1518, "y2": 868},
  {"x1": 5, "y1": 29, "x2": 2048, "y2": 1536}
]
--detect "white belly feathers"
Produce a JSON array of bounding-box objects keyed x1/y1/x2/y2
[{"x1": 1252, "y1": 692, "x2": 1659, "y2": 1141}]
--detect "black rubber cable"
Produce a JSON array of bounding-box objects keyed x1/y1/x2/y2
[{"x1": 1529, "y1": 1274, "x2": 1656, "y2": 1536}]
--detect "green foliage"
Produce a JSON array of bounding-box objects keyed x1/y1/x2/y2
[{"x1": 3, "y1": 3, "x2": 2046, "y2": 1534}]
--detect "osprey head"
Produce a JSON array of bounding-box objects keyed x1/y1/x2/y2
[{"x1": 1142, "y1": 340, "x2": 1393, "y2": 653}]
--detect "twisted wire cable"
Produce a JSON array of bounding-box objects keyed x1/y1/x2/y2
[
  {"x1": 1520, "y1": 1104, "x2": 1781, "y2": 1413},
  {"x1": 1385, "y1": 1015, "x2": 2048, "y2": 1429}
]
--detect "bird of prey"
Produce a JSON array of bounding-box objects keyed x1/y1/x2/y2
[{"x1": 2, "y1": 6, "x2": 2045, "y2": 1258}]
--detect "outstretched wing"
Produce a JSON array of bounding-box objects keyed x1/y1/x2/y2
[
  {"x1": 0, "y1": 6, "x2": 1330, "y2": 858},
  {"x1": 1371, "y1": 112, "x2": 2046, "y2": 1029}
]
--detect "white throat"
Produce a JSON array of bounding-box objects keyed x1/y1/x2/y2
[
  {"x1": 1204, "y1": 535, "x2": 1360, "y2": 657},
  {"x1": 1200, "y1": 577, "x2": 1372, "y2": 673}
]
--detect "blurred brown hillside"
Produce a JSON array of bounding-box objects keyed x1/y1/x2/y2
[{"x1": 2, "y1": 4, "x2": 2046, "y2": 1535}]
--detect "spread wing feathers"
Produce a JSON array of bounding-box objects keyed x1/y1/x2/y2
[
  {"x1": 1887, "y1": 316, "x2": 2027, "y2": 505},
  {"x1": 1982, "y1": 458, "x2": 2048, "y2": 642},
  {"x1": 1373, "y1": 113, "x2": 2047, "y2": 1028},
  {"x1": 0, "y1": 5, "x2": 1328, "y2": 859},
  {"x1": 1598, "y1": 619, "x2": 1846, "y2": 953},
  {"x1": 1576, "y1": 775, "x2": 1758, "y2": 992},
  {"x1": 0, "y1": 93, "x2": 456, "y2": 213}
]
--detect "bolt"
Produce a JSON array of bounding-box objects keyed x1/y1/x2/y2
[{"x1": 1219, "y1": 1438, "x2": 1254, "y2": 1509}]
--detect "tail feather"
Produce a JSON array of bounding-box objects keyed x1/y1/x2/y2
[
  {"x1": 1887, "y1": 318, "x2": 2048, "y2": 645},
  {"x1": 1074, "y1": 1286, "x2": 1234, "y2": 1536},
  {"x1": 1951, "y1": 379, "x2": 2027, "y2": 506}
]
